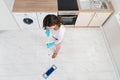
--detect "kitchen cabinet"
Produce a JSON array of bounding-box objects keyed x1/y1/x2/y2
[
  {"x1": 76, "y1": 0, "x2": 113, "y2": 27},
  {"x1": 75, "y1": 12, "x2": 112, "y2": 27},
  {"x1": 89, "y1": 12, "x2": 111, "y2": 26},
  {"x1": 12, "y1": 0, "x2": 113, "y2": 28},
  {"x1": 37, "y1": 12, "x2": 57, "y2": 28},
  {"x1": 75, "y1": 12, "x2": 95, "y2": 26}
]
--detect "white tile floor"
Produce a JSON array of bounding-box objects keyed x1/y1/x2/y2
[{"x1": 0, "y1": 28, "x2": 118, "y2": 80}]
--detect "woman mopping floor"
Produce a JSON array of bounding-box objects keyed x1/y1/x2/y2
[{"x1": 43, "y1": 14, "x2": 65, "y2": 59}]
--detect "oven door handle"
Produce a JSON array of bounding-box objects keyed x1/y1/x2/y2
[{"x1": 61, "y1": 16, "x2": 77, "y2": 18}]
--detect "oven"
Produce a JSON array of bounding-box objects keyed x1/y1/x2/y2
[
  {"x1": 58, "y1": 12, "x2": 78, "y2": 25},
  {"x1": 57, "y1": 0, "x2": 79, "y2": 25}
]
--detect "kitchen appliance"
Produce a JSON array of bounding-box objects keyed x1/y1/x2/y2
[
  {"x1": 58, "y1": 0, "x2": 79, "y2": 25},
  {"x1": 58, "y1": 12, "x2": 78, "y2": 25},
  {"x1": 13, "y1": 12, "x2": 39, "y2": 29},
  {"x1": 58, "y1": 0, "x2": 79, "y2": 10}
]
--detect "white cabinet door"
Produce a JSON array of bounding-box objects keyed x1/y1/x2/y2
[
  {"x1": 37, "y1": 12, "x2": 57, "y2": 28},
  {"x1": 13, "y1": 12, "x2": 39, "y2": 30},
  {"x1": 75, "y1": 12, "x2": 95, "y2": 26},
  {"x1": 89, "y1": 12, "x2": 111, "y2": 26}
]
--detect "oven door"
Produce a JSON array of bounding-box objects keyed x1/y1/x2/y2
[{"x1": 58, "y1": 15, "x2": 77, "y2": 25}]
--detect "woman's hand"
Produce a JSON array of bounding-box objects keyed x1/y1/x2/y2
[
  {"x1": 46, "y1": 42, "x2": 55, "y2": 48},
  {"x1": 45, "y1": 29, "x2": 50, "y2": 37}
]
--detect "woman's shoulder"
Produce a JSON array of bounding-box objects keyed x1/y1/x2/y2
[
  {"x1": 59, "y1": 25, "x2": 65, "y2": 33},
  {"x1": 60, "y1": 25, "x2": 65, "y2": 30}
]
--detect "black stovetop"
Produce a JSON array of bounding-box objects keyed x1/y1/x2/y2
[{"x1": 58, "y1": 0, "x2": 79, "y2": 10}]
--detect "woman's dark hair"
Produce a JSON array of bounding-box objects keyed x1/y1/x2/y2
[{"x1": 43, "y1": 14, "x2": 63, "y2": 30}]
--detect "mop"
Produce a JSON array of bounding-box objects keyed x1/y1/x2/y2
[
  {"x1": 43, "y1": 65, "x2": 57, "y2": 79},
  {"x1": 42, "y1": 29, "x2": 57, "y2": 79}
]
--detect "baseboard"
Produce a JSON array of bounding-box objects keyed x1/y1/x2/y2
[{"x1": 100, "y1": 26, "x2": 120, "y2": 80}]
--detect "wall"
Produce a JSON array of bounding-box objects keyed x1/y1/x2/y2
[
  {"x1": 102, "y1": 0, "x2": 120, "y2": 78},
  {"x1": 0, "y1": 0, "x2": 19, "y2": 30},
  {"x1": 3, "y1": 0, "x2": 15, "y2": 11}
]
